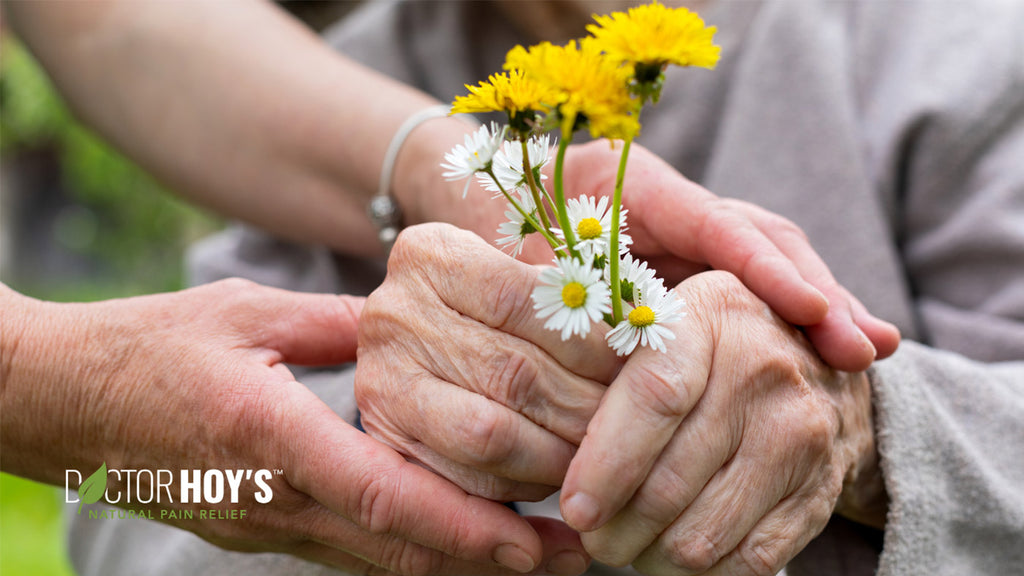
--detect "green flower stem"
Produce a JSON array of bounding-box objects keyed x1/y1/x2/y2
[
  {"x1": 485, "y1": 167, "x2": 560, "y2": 251},
  {"x1": 552, "y1": 137, "x2": 579, "y2": 260},
  {"x1": 608, "y1": 137, "x2": 632, "y2": 325},
  {"x1": 521, "y1": 139, "x2": 553, "y2": 235},
  {"x1": 535, "y1": 178, "x2": 557, "y2": 211}
]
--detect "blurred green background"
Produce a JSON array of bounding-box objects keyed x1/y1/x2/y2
[{"x1": 0, "y1": 32, "x2": 221, "y2": 576}]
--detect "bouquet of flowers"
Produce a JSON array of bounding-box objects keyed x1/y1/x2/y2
[{"x1": 441, "y1": 1, "x2": 719, "y2": 356}]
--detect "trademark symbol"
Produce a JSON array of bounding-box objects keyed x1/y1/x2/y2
[{"x1": 274, "y1": 469, "x2": 284, "y2": 475}]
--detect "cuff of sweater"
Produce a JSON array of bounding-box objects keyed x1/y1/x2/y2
[{"x1": 868, "y1": 341, "x2": 1023, "y2": 576}]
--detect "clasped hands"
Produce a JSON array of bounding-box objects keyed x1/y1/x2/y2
[{"x1": 356, "y1": 223, "x2": 888, "y2": 576}]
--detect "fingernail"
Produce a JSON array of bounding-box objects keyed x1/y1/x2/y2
[
  {"x1": 858, "y1": 328, "x2": 877, "y2": 360},
  {"x1": 562, "y1": 492, "x2": 601, "y2": 531},
  {"x1": 810, "y1": 285, "x2": 829, "y2": 311},
  {"x1": 545, "y1": 551, "x2": 589, "y2": 576},
  {"x1": 493, "y1": 543, "x2": 536, "y2": 574}
]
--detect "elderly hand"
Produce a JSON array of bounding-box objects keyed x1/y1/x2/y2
[
  {"x1": 560, "y1": 140, "x2": 900, "y2": 373},
  {"x1": 1, "y1": 280, "x2": 583, "y2": 576},
  {"x1": 354, "y1": 226, "x2": 887, "y2": 576},
  {"x1": 559, "y1": 271, "x2": 886, "y2": 576},
  {"x1": 355, "y1": 224, "x2": 619, "y2": 504}
]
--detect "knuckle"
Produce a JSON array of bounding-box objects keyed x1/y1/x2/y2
[
  {"x1": 360, "y1": 284, "x2": 388, "y2": 317},
  {"x1": 666, "y1": 530, "x2": 722, "y2": 573},
  {"x1": 753, "y1": 356, "x2": 806, "y2": 395},
  {"x1": 388, "y1": 225, "x2": 456, "y2": 282},
  {"x1": 801, "y1": 403, "x2": 838, "y2": 449},
  {"x1": 455, "y1": 402, "x2": 519, "y2": 468},
  {"x1": 780, "y1": 389, "x2": 838, "y2": 456},
  {"x1": 484, "y1": 348, "x2": 538, "y2": 412},
  {"x1": 358, "y1": 286, "x2": 415, "y2": 347},
  {"x1": 770, "y1": 401, "x2": 834, "y2": 464},
  {"x1": 356, "y1": 467, "x2": 403, "y2": 535},
  {"x1": 708, "y1": 197, "x2": 745, "y2": 220},
  {"x1": 487, "y1": 268, "x2": 536, "y2": 331},
  {"x1": 628, "y1": 361, "x2": 693, "y2": 420},
  {"x1": 737, "y1": 539, "x2": 782, "y2": 576},
  {"x1": 638, "y1": 465, "x2": 698, "y2": 524},
  {"x1": 771, "y1": 214, "x2": 809, "y2": 243},
  {"x1": 715, "y1": 197, "x2": 752, "y2": 213},
  {"x1": 749, "y1": 203, "x2": 808, "y2": 242},
  {"x1": 389, "y1": 226, "x2": 431, "y2": 264},
  {"x1": 211, "y1": 276, "x2": 260, "y2": 294},
  {"x1": 686, "y1": 270, "x2": 759, "y2": 320},
  {"x1": 202, "y1": 277, "x2": 264, "y2": 315}
]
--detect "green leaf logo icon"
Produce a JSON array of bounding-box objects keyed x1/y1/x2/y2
[{"x1": 77, "y1": 462, "x2": 108, "y2": 514}]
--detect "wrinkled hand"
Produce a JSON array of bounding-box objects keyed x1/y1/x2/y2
[
  {"x1": 355, "y1": 223, "x2": 619, "y2": 505},
  {"x1": 5, "y1": 279, "x2": 583, "y2": 576},
  {"x1": 561, "y1": 140, "x2": 900, "y2": 373},
  {"x1": 560, "y1": 271, "x2": 885, "y2": 576}
]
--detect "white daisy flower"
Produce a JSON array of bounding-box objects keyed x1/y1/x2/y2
[
  {"x1": 556, "y1": 195, "x2": 632, "y2": 260},
  {"x1": 608, "y1": 253, "x2": 658, "y2": 298},
  {"x1": 479, "y1": 134, "x2": 552, "y2": 195},
  {"x1": 606, "y1": 279, "x2": 686, "y2": 356},
  {"x1": 495, "y1": 189, "x2": 537, "y2": 258},
  {"x1": 441, "y1": 122, "x2": 506, "y2": 197},
  {"x1": 532, "y1": 257, "x2": 612, "y2": 341}
]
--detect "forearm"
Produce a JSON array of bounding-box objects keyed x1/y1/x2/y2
[{"x1": 4, "y1": 0, "x2": 474, "y2": 256}]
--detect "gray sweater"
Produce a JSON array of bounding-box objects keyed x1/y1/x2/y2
[{"x1": 68, "y1": 1, "x2": 1024, "y2": 575}]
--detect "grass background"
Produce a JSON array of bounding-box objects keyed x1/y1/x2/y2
[{"x1": 0, "y1": 474, "x2": 75, "y2": 576}]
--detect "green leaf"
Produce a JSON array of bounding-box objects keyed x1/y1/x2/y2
[
  {"x1": 620, "y1": 278, "x2": 635, "y2": 303},
  {"x1": 77, "y1": 462, "x2": 107, "y2": 514}
]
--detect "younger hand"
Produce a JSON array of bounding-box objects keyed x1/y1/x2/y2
[{"x1": 1, "y1": 280, "x2": 579, "y2": 576}]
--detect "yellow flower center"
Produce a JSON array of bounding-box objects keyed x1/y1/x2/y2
[
  {"x1": 628, "y1": 305, "x2": 656, "y2": 327},
  {"x1": 561, "y1": 282, "x2": 587, "y2": 309},
  {"x1": 577, "y1": 217, "x2": 603, "y2": 240}
]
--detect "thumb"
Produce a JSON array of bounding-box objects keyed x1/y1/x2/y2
[{"x1": 261, "y1": 292, "x2": 364, "y2": 366}]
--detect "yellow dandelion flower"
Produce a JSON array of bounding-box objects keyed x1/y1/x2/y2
[
  {"x1": 504, "y1": 39, "x2": 639, "y2": 140},
  {"x1": 587, "y1": 1, "x2": 721, "y2": 70},
  {"x1": 451, "y1": 69, "x2": 557, "y2": 116},
  {"x1": 587, "y1": 106, "x2": 641, "y2": 142}
]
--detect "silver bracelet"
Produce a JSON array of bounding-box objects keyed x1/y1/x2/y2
[{"x1": 369, "y1": 104, "x2": 452, "y2": 257}]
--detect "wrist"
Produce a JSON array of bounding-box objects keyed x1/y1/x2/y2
[
  {"x1": 1, "y1": 288, "x2": 70, "y2": 482},
  {"x1": 834, "y1": 371, "x2": 889, "y2": 529},
  {"x1": 391, "y1": 114, "x2": 481, "y2": 227},
  {"x1": 0, "y1": 290, "x2": 128, "y2": 485}
]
